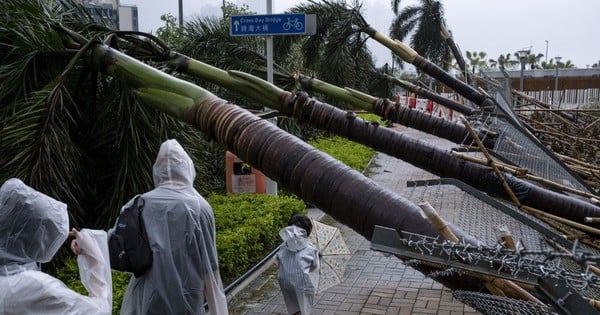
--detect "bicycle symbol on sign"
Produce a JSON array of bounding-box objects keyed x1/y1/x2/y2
[{"x1": 282, "y1": 18, "x2": 303, "y2": 31}]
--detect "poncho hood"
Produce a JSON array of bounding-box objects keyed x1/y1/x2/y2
[
  {"x1": 153, "y1": 139, "x2": 196, "y2": 189},
  {"x1": 279, "y1": 225, "x2": 309, "y2": 252},
  {"x1": 0, "y1": 178, "x2": 68, "y2": 269}
]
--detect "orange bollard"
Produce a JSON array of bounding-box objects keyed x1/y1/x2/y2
[{"x1": 225, "y1": 151, "x2": 266, "y2": 194}]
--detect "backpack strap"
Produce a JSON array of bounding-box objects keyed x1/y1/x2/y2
[{"x1": 133, "y1": 194, "x2": 145, "y2": 210}]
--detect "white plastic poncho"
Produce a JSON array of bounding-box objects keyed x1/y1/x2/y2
[
  {"x1": 276, "y1": 225, "x2": 320, "y2": 315},
  {"x1": 118, "y1": 139, "x2": 228, "y2": 315},
  {"x1": 0, "y1": 178, "x2": 112, "y2": 315}
]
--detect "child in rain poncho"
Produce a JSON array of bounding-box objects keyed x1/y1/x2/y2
[
  {"x1": 276, "y1": 214, "x2": 320, "y2": 315},
  {"x1": 0, "y1": 178, "x2": 112, "y2": 315}
]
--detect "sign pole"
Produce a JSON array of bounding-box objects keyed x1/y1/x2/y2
[
  {"x1": 266, "y1": 0, "x2": 273, "y2": 84},
  {"x1": 265, "y1": 0, "x2": 278, "y2": 195},
  {"x1": 229, "y1": 9, "x2": 317, "y2": 196}
]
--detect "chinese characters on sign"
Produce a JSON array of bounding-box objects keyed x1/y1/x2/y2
[{"x1": 230, "y1": 13, "x2": 316, "y2": 36}]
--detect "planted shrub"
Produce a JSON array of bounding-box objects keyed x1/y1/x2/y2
[{"x1": 307, "y1": 112, "x2": 378, "y2": 172}]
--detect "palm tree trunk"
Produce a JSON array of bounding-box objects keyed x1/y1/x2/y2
[
  {"x1": 168, "y1": 53, "x2": 495, "y2": 149},
  {"x1": 296, "y1": 74, "x2": 495, "y2": 148},
  {"x1": 364, "y1": 26, "x2": 495, "y2": 108},
  {"x1": 282, "y1": 91, "x2": 600, "y2": 224},
  {"x1": 162, "y1": 52, "x2": 600, "y2": 224},
  {"x1": 87, "y1": 42, "x2": 486, "y2": 291},
  {"x1": 440, "y1": 21, "x2": 473, "y2": 85}
]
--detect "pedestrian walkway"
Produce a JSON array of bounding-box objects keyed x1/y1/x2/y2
[{"x1": 227, "y1": 126, "x2": 482, "y2": 315}]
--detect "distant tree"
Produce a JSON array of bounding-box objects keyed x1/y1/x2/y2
[
  {"x1": 559, "y1": 60, "x2": 576, "y2": 69},
  {"x1": 524, "y1": 52, "x2": 544, "y2": 69},
  {"x1": 489, "y1": 53, "x2": 519, "y2": 70},
  {"x1": 540, "y1": 58, "x2": 559, "y2": 69},
  {"x1": 535, "y1": 56, "x2": 577, "y2": 69},
  {"x1": 156, "y1": 13, "x2": 182, "y2": 48},
  {"x1": 465, "y1": 50, "x2": 488, "y2": 72}
]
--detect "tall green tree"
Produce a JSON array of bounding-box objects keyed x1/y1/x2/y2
[
  {"x1": 389, "y1": 0, "x2": 451, "y2": 70},
  {"x1": 156, "y1": 13, "x2": 183, "y2": 47}
]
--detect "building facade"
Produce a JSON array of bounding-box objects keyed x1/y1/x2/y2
[
  {"x1": 78, "y1": 0, "x2": 138, "y2": 31},
  {"x1": 118, "y1": 4, "x2": 138, "y2": 31}
]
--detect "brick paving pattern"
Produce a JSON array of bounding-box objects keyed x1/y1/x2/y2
[{"x1": 227, "y1": 126, "x2": 483, "y2": 315}]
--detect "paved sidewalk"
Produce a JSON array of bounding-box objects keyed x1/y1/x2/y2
[{"x1": 227, "y1": 126, "x2": 482, "y2": 315}]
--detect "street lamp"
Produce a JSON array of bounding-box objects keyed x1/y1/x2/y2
[
  {"x1": 554, "y1": 56, "x2": 562, "y2": 107},
  {"x1": 517, "y1": 50, "x2": 529, "y2": 92},
  {"x1": 178, "y1": 0, "x2": 183, "y2": 27}
]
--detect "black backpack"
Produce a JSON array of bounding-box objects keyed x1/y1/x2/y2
[{"x1": 108, "y1": 195, "x2": 153, "y2": 277}]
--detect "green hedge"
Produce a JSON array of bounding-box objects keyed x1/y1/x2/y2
[
  {"x1": 210, "y1": 193, "x2": 305, "y2": 284},
  {"x1": 307, "y1": 112, "x2": 378, "y2": 172}
]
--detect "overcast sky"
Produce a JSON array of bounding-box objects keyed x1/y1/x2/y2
[{"x1": 123, "y1": 0, "x2": 600, "y2": 69}]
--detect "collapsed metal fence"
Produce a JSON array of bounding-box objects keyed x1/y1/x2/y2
[{"x1": 371, "y1": 177, "x2": 600, "y2": 314}]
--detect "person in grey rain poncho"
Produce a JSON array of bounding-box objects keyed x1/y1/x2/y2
[
  {"x1": 0, "y1": 178, "x2": 112, "y2": 315},
  {"x1": 117, "y1": 139, "x2": 228, "y2": 315},
  {"x1": 276, "y1": 214, "x2": 320, "y2": 315}
]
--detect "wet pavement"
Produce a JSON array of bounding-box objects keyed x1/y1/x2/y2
[{"x1": 226, "y1": 126, "x2": 482, "y2": 315}]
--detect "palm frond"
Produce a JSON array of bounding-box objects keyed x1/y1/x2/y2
[{"x1": 0, "y1": 78, "x2": 86, "y2": 226}]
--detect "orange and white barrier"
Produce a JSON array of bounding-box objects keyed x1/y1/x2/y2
[{"x1": 393, "y1": 95, "x2": 457, "y2": 122}]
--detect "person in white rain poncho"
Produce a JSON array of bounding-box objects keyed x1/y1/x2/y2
[
  {"x1": 117, "y1": 139, "x2": 228, "y2": 315},
  {"x1": 276, "y1": 214, "x2": 320, "y2": 315},
  {"x1": 0, "y1": 178, "x2": 112, "y2": 315}
]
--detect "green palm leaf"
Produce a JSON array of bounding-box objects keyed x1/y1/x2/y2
[{"x1": 389, "y1": 0, "x2": 450, "y2": 70}]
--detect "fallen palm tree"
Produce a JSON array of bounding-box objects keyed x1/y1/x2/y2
[
  {"x1": 121, "y1": 44, "x2": 600, "y2": 224},
  {"x1": 439, "y1": 19, "x2": 473, "y2": 85},
  {"x1": 293, "y1": 73, "x2": 495, "y2": 146},
  {"x1": 92, "y1": 43, "x2": 600, "y2": 306},
  {"x1": 4, "y1": 0, "x2": 599, "y2": 306},
  {"x1": 83, "y1": 38, "x2": 492, "y2": 292},
  {"x1": 0, "y1": 0, "x2": 492, "y2": 293},
  {"x1": 129, "y1": 4, "x2": 591, "y2": 194},
  {"x1": 358, "y1": 19, "x2": 594, "y2": 193}
]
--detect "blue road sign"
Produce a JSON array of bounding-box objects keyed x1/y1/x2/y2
[{"x1": 230, "y1": 13, "x2": 316, "y2": 36}]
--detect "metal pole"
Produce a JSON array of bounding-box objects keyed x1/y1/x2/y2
[
  {"x1": 178, "y1": 0, "x2": 183, "y2": 27},
  {"x1": 265, "y1": 0, "x2": 277, "y2": 195},
  {"x1": 545, "y1": 40, "x2": 548, "y2": 63},
  {"x1": 266, "y1": 0, "x2": 273, "y2": 84},
  {"x1": 519, "y1": 60, "x2": 525, "y2": 92},
  {"x1": 555, "y1": 56, "x2": 562, "y2": 108}
]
